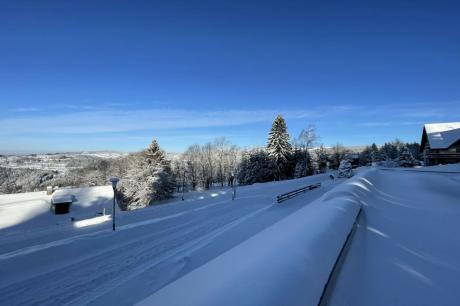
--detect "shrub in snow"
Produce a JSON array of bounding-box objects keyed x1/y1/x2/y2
[
  {"x1": 117, "y1": 139, "x2": 175, "y2": 210},
  {"x1": 398, "y1": 146, "x2": 417, "y2": 168},
  {"x1": 338, "y1": 160, "x2": 354, "y2": 178}
]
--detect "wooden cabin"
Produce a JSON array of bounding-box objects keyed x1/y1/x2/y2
[
  {"x1": 51, "y1": 191, "x2": 73, "y2": 214},
  {"x1": 420, "y1": 122, "x2": 460, "y2": 166}
]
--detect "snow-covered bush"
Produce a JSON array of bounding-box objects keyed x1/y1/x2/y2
[
  {"x1": 117, "y1": 139, "x2": 175, "y2": 210},
  {"x1": 398, "y1": 146, "x2": 417, "y2": 168},
  {"x1": 338, "y1": 160, "x2": 354, "y2": 178}
]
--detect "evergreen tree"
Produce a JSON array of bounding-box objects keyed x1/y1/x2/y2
[
  {"x1": 338, "y1": 159, "x2": 354, "y2": 178},
  {"x1": 406, "y1": 142, "x2": 422, "y2": 160},
  {"x1": 144, "y1": 139, "x2": 167, "y2": 166},
  {"x1": 118, "y1": 139, "x2": 175, "y2": 210},
  {"x1": 315, "y1": 145, "x2": 330, "y2": 172},
  {"x1": 358, "y1": 145, "x2": 372, "y2": 166},
  {"x1": 237, "y1": 149, "x2": 275, "y2": 185},
  {"x1": 267, "y1": 115, "x2": 292, "y2": 180},
  {"x1": 398, "y1": 146, "x2": 417, "y2": 167},
  {"x1": 380, "y1": 142, "x2": 399, "y2": 159},
  {"x1": 294, "y1": 160, "x2": 308, "y2": 178},
  {"x1": 291, "y1": 147, "x2": 311, "y2": 178}
]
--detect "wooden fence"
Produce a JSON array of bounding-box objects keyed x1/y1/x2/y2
[{"x1": 276, "y1": 182, "x2": 321, "y2": 203}]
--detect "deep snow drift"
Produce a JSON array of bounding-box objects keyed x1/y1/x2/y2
[{"x1": 323, "y1": 165, "x2": 460, "y2": 306}]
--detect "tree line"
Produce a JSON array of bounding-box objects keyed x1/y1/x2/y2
[{"x1": 0, "y1": 114, "x2": 421, "y2": 210}]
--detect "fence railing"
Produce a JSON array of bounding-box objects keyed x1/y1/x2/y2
[{"x1": 277, "y1": 182, "x2": 321, "y2": 203}]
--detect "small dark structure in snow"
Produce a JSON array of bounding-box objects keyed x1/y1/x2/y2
[
  {"x1": 421, "y1": 122, "x2": 460, "y2": 166},
  {"x1": 51, "y1": 193, "x2": 73, "y2": 214}
]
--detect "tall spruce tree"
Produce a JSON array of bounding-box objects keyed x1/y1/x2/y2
[
  {"x1": 144, "y1": 139, "x2": 167, "y2": 166},
  {"x1": 267, "y1": 115, "x2": 292, "y2": 180}
]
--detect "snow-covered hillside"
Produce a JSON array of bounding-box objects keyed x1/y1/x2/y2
[
  {"x1": 0, "y1": 151, "x2": 127, "y2": 194},
  {"x1": 1, "y1": 165, "x2": 459, "y2": 306},
  {"x1": 0, "y1": 173, "x2": 341, "y2": 306},
  {"x1": 0, "y1": 151, "x2": 125, "y2": 173}
]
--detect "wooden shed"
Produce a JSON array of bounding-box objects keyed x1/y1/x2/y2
[{"x1": 51, "y1": 192, "x2": 73, "y2": 214}]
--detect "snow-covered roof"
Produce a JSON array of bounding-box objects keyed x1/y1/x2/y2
[
  {"x1": 51, "y1": 190, "x2": 73, "y2": 204},
  {"x1": 422, "y1": 122, "x2": 460, "y2": 149}
]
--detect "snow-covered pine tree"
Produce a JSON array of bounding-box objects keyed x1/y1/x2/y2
[
  {"x1": 144, "y1": 139, "x2": 167, "y2": 166},
  {"x1": 267, "y1": 115, "x2": 292, "y2": 180},
  {"x1": 338, "y1": 159, "x2": 354, "y2": 178},
  {"x1": 358, "y1": 146, "x2": 372, "y2": 166},
  {"x1": 398, "y1": 146, "x2": 417, "y2": 167},
  {"x1": 314, "y1": 145, "x2": 330, "y2": 172},
  {"x1": 117, "y1": 139, "x2": 175, "y2": 210},
  {"x1": 294, "y1": 160, "x2": 308, "y2": 178},
  {"x1": 370, "y1": 143, "x2": 382, "y2": 164},
  {"x1": 237, "y1": 149, "x2": 275, "y2": 185}
]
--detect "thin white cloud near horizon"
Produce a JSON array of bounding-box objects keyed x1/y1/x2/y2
[
  {"x1": 3, "y1": 101, "x2": 456, "y2": 135},
  {"x1": 0, "y1": 108, "x2": 323, "y2": 135},
  {"x1": 1, "y1": 102, "x2": 458, "y2": 153}
]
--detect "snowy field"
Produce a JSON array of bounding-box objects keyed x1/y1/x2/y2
[
  {"x1": 137, "y1": 165, "x2": 460, "y2": 306},
  {"x1": 1, "y1": 165, "x2": 459, "y2": 306},
  {"x1": 0, "y1": 173, "x2": 340, "y2": 306}
]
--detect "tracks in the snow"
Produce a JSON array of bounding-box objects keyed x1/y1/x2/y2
[{"x1": 0, "y1": 200, "x2": 272, "y2": 306}]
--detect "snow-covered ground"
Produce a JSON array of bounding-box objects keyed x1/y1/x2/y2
[
  {"x1": 1, "y1": 165, "x2": 459, "y2": 306},
  {"x1": 323, "y1": 165, "x2": 460, "y2": 306},
  {"x1": 0, "y1": 186, "x2": 114, "y2": 232},
  {"x1": 0, "y1": 173, "x2": 340, "y2": 306},
  {"x1": 137, "y1": 165, "x2": 460, "y2": 306}
]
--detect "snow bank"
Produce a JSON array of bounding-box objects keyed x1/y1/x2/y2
[
  {"x1": 136, "y1": 176, "x2": 364, "y2": 306},
  {"x1": 324, "y1": 165, "x2": 460, "y2": 306}
]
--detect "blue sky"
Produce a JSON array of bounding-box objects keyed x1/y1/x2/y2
[{"x1": 1, "y1": 1, "x2": 459, "y2": 153}]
